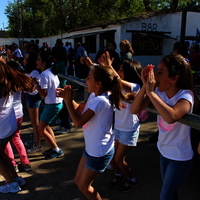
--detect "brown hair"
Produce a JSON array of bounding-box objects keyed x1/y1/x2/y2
[
  {"x1": 92, "y1": 65, "x2": 125, "y2": 109},
  {"x1": 0, "y1": 61, "x2": 32, "y2": 98},
  {"x1": 120, "y1": 40, "x2": 134, "y2": 55}
]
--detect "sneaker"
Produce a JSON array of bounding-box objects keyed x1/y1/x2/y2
[
  {"x1": 121, "y1": 179, "x2": 139, "y2": 193},
  {"x1": 56, "y1": 118, "x2": 61, "y2": 124},
  {"x1": 27, "y1": 145, "x2": 43, "y2": 154},
  {"x1": 18, "y1": 163, "x2": 32, "y2": 172},
  {"x1": 14, "y1": 165, "x2": 19, "y2": 173},
  {"x1": 57, "y1": 127, "x2": 72, "y2": 134},
  {"x1": 42, "y1": 148, "x2": 53, "y2": 156},
  {"x1": 45, "y1": 149, "x2": 64, "y2": 160},
  {"x1": 0, "y1": 182, "x2": 21, "y2": 193},
  {"x1": 55, "y1": 125, "x2": 63, "y2": 131},
  {"x1": 110, "y1": 175, "x2": 124, "y2": 188},
  {"x1": 14, "y1": 176, "x2": 26, "y2": 187},
  {"x1": 24, "y1": 140, "x2": 35, "y2": 147}
]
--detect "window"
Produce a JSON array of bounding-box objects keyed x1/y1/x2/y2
[
  {"x1": 85, "y1": 35, "x2": 96, "y2": 54},
  {"x1": 131, "y1": 32, "x2": 164, "y2": 55}
]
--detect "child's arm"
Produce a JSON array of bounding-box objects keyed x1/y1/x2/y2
[
  {"x1": 59, "y1": 87, "x2": 95, "y2": 128},
  {"x1": 130, "y1": 65, "x2": 152, "y2": 114},
  {"x1": 146, "y1": 70, "x2": 192, "y2": 124},
  {"x1": 98, "y1": 51, "x2": 132, "y2": 91},
  {"x1": 130, "y1": 85, "x2": 151, "y2": 114}
]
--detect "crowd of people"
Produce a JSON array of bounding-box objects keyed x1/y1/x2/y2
[{"x1": 0, "y1": 38, "x2": 199, "y2": 200}]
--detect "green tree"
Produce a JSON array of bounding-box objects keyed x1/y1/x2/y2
[{"x1": 4, "y1": 0, "x2": 200, "y2": 38}]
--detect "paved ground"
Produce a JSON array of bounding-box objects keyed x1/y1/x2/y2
[{"x1": 1, "y1": 90, "x2": 200, "y2": 200}]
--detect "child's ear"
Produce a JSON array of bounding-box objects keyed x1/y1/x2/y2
[
  {"x1": 171, "y1": 75, "x2": 179, "y2": 84},
  {"x1": 95, "y1": 81, "x2": 102, "y2": 88}
]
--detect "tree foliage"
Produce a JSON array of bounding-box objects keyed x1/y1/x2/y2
[{"x1": 4, "y1": 0, "x2": 200, "y2": 38}]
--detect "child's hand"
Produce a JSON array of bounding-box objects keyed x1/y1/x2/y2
[
  {"x1": 32, "y1": 78, "x2": 39, "y2": 86},
  {"x1": 125, "y1": 92, "x2": 137, "y2": 100},
  {"x1": 61, "y1": 85, "x2": 76, "y2": 103},
  {"x1": 98, "y1": 51, "x2": 113, "y2": 67},
  {"x1": 141, "y1": 64, "x2": 154, "y2": 85},
  {"x1": 146, "y1": 69, "x2": 156, "y2": 95},
  {"x1": 56, "y1": 88, "x2": 64, "y2": 97}
]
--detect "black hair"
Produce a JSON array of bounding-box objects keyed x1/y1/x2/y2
[
  {"x1": 23, "y1": 52, "x2": 38, "y2": 74},
  {"x1": 122, "y1": 59, "x2": 143, "y2": 86}
]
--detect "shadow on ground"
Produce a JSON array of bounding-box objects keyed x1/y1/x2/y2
[{"x1": 1, "y1": 91, "x2": 200, "y2": 200}]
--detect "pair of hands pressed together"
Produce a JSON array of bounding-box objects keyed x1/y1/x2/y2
[
  {"x1": 141, "y1": 64, "x2": 156, "y2": 96},
  {"x1": 56, "y1": 85, "x2": 75, "y2": 104}
]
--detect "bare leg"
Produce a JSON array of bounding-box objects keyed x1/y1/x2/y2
[
  {"x1": 38, "y1": 121, "x2": 57, "y2": 149},
  {"x1": 75, "y1": 156, "x2": 102, "y2": 200},
  {"x1": 27, "y1": 107, "x2": 41, "y2": 146},
  {"x1": 111, "y1": 140, "x2": 133, "y2": 179}
]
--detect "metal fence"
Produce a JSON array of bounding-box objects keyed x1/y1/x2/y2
[{"x1": 59, "y1": 73, "x2": 200, "y2": 131}]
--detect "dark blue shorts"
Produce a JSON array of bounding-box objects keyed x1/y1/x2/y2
[
  {"x1": 24, "y1": 93, "x2": 42, "y2": 108},
  {"x1": 82, "y1": 147, "x2": 114, "y2": 173}
]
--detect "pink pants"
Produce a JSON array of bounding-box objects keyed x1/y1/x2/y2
[{"x1": 4, "y1": 116, "x2": 30, "y2": 166}]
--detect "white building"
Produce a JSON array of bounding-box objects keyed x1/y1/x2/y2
[
  {"x1": 1, "y1": 6, "x2": 200, "y2": 68},
  {"x1": 61, "y1": 6, "x2": 200, "y2": 68}
]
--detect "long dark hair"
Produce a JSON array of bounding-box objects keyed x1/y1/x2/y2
[
  {"x1": 122, "y1": 59, "x2": 143, "y2": 86},
  {"x1": 24, "y1": 51, "x2": 38, "y2": 74},
  {"x1": 92, "y1": 65, "x2": 125, "y2": 109},
  {"x1": 0, "y1": 61, "x2": 32, "y2": 97}
]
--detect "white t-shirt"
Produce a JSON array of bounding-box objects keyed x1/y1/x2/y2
[
  {"x1": 13, "y1": 48, "x2": 23, "y2": 58},
  {"x1": 40, "y1": 68, "x2": 63, "y2": 104},
  {"x1": 0, "y1": 95, "x2": 17, "y2": 139},
  {"x1": 25, "y1": 70, "x2": 41, "y2": 95},
  {"x1": 115, "y1": 82, "x2": 140, "y2": 131},
  {"x1": 155, "y1": 88, "x2": 194, "y2": 161},
  {"x1": 82, "y1": 92, "x2": 114, "y2": 157},
  {"x1": 13, "y1": 91, "x2": 23, "y2": 119}
]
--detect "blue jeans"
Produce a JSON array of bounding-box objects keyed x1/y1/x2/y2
[{"x1": 160, "y1": 153, "x2": 193, "y2": 200}]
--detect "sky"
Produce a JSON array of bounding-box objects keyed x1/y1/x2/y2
[{"x1": 0, "y1": 0, "x2": 14, "y2": 30}]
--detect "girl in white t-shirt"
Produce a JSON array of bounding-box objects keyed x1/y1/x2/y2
[
  {"x1": 108, "y1": 59, "x2": 142, "y2": 192},
  {"x1": 59, "y1": 64, "x2": 125, "y2": 200},
  {"x1": 0, "y1": 60, "x2": 32, "y2": 193},
  {"x1": 130, "y1": 54, "x2": 195, "y2": 200},
  {"x1": 23, "y1": 52, "x2": 42, "y2": 153},
  {"x1": 34, "y1": 51, "x2": 64, "y2": 160}
]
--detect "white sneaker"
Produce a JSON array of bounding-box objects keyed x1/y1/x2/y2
[
  {"x1": 14, "y1": 176, "x2": 26, "y2": 187},
  {"x1": 14, "y1": 165, "x2": 19, "y2": 173},
  {"x1": 0, "y1": 182, "x2": 21, "y2": 193}
]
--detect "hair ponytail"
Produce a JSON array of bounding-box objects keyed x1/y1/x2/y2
[{"x1": 92, "y1": 65, "x2": 126, "y2": 109}]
